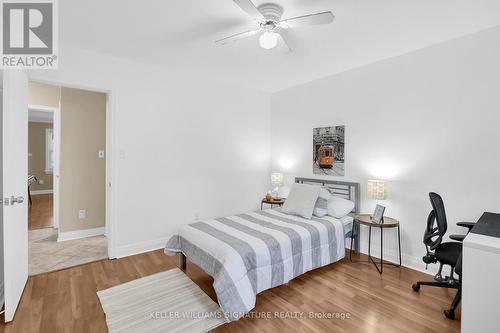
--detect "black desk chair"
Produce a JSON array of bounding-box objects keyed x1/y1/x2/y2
[{"x1": 412, "y1": 192, "x2": 474, "y2": 320}]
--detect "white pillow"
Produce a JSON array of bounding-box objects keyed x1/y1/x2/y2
[
  {"x1": 327, "y1": 196, "x2": 355, "y2": 218},
  {"x1": 282, "y1": 183, "x2": 321, "y2": 219},
  {"x1": 313, "y1": 188, "x2": 332, "y2": 217}
]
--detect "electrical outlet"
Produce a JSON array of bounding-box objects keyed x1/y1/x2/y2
[
  {"x1": 79, "y1": 209, "x2": 86, "y2": 220},
  {"x1": 38, "y1": 179, "x2": 44, "y2": 185},
  {"x1": 194, "y1": 213, "x2": 200, "y2": 221},
  {"x1": 98, "y1": 150, "x2": 105, "y2": 159}
]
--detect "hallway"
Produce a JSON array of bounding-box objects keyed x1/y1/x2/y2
[
  {"x1": 28, "y1": 194, "x2": 53, "y2": 230},
  {"x1": 28, "y1": 194, "x2": 107, "y2": 276}
]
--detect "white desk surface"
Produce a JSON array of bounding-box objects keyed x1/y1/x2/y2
[{"x1": 464, "y1": 232, "x2": 500, "y2": 254}]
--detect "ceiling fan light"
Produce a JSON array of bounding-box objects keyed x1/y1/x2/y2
[{"x1": 259, "y1": 32, "x2": 278, "y2": 50}]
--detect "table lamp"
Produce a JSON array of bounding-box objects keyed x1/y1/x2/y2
[
  {"x1": 367, "y1": 180, "x2": 387, "y2": 201},
  {"x1": 271, "y1": 173, "x2": 284, "y2": 199},
  {"x1": 368, "y1": 180, "x2": 387, "y2": 222}
]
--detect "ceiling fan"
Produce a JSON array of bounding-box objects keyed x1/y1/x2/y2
[{"x1": 215, "y1": 0, "x2": 335, "y2": 51}]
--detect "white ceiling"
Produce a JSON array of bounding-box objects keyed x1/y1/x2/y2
[{"x1": 61, "y1": 0, "x2": 500, "y2": 92}]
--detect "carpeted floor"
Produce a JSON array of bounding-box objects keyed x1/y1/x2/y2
[{"x1": 29, "y1": 228, "x2": 108, "y2": 275}]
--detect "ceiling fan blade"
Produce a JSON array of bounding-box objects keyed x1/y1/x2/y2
[
  {"x1": 215, "y1": 28, "x2": 261, "y2": 46},
  {"x1": 278, "y1": 30, "x2": 292, "y2": 53},
  {"x1": 232, "y1": 0, "x2": 265, "y2": 21},
  {"x1": 280, "y1": 11, "x2": 334, "y2": 29}
]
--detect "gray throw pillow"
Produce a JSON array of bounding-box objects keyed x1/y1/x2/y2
[
  {"x1": 282, "y1": 183, "x2": 321, "y2": 219},
  {"x1": 313, "y1": 188, "x2": 332, "y2": 217}
]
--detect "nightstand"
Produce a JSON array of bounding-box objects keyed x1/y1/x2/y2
[
  {"x1": 349, "y1": 214, "x2": 402, "y2": 274},
  {"x1": 261, "y1": 198, "x2": 285, "y2": 210}
]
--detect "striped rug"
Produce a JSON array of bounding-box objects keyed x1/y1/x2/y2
[{"x1": 97, "y1": 268, "x2": 227, "y2": 333}]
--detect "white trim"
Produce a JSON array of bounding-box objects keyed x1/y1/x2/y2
[
  {"x1": 53, "y1": 104, "x2": 60, "y2": 229},
  {"x1": 30, "y1": 189, "x2": 53, "y2": 195},
  {"x1": 57, "y1": 227, "x2": 105, "y2": 242},
  {"x1": 28, "y1": 104, "x2": 57, "y2": 112},
  {"x1": 105, "y1": 91, "x2": 116, "y2": 258},
  {"x1": 114, "y1": 237, "x2": 171, "y2": 259},
  {"x1": 45, "y1": 128, "x2": 54, "y2": 174},
  {"x1": 28, "y1": 104, "x2": 55, "y2": 123},
  {"x1": 29, "y1": 118, "x2": 52, "y2": 124}
]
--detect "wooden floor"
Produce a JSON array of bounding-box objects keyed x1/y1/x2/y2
[
  {"x1": 28, "y1": 194, "x2": 53, "y2": 230},
  {"x1": 0, "y1": 250, "x2": 461, "y2": 333}
]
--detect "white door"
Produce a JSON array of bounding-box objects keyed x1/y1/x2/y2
[{"x1": 2, "y1": 70, "x2": 29, "y2": 322}]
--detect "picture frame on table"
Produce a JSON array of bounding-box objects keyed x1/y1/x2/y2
[{"x1": 371, "y1": 204, "x2": 386, "y2": 224}]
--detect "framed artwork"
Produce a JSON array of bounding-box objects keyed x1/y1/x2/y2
[
  {"x1": 313, "y1": 126, "x2": 345, "y2": 176},
  {"x1": 372, "y1": 205, "x2": 386, "y2": 224}
]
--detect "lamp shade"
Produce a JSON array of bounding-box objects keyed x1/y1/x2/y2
[
  {"x1": 271, "y1": 173, "x2": 284, "y2": 187},
  {"x1": 367, "y1": 180, "x2": 387, "y2": 200}
]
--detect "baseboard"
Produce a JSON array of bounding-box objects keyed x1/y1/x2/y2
[
  {"x1": 346, "y1": 245, "x2": 451, "y2": 277},
  {"x1": 30, "y1": 189, "x2": 53, "y2": 195},
  {"x1": 114, "y1": 237, "x2": 171, "y2": 259},
  {"x1": 57, "y1": 227, "x2": 105, "y2": 242}
]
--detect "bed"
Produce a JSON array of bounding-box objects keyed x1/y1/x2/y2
[{"x1": 164, "y1": 178, "x2": 360, "y2": 321}]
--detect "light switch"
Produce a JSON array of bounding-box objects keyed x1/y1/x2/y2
[
  {"x1": 98, "y1": 150, "x2": 105, "y2": 159},
  {"x1": 119, "y1": 150, "x2": 126, "y2": 159}
]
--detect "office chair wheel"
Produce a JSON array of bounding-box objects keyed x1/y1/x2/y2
[
  {"x1": 443, "y1": 309, "x2": 455, "y2": 320},
  {"x1": 412, "y1": 283, "x2": 420, "y2": 292}
]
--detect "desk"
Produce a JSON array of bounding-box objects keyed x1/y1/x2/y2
[{"x1": 462, "y1": 212, "x2": 500, "y2": 332}]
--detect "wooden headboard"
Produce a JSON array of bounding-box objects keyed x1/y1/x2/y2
[{"x1": 295, "y1": 177, "x2": 361, "y2": 215}]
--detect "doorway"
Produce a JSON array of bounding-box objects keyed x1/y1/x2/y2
[
  {"x1": 28, "y1": 107, "x2": 54, "y2": 231},
  {"x1": 27, "y1": 82, "x2": 109, "y2": 275}
]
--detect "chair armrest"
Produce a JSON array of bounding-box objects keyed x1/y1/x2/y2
[
  {"x1": 457, "y1": 222, "x2": 475, "y2": 231},
  {"x1": 450, "y1": 234, "x2": 466, "y2": 242}
]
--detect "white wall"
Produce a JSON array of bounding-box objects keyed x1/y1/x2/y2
[
  {"x1": 270, "y1": 27, "x2": 500, "y2": 273},
  {"x1": 0, "y1": 87, "x2": 3, "y2": 306},
  {"x1": 30, "y1": 46, "x2": 271, "y2": 257}
]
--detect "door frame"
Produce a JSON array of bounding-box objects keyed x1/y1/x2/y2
[
  {"x1": 29, "y1": 78, "x2": 117, "y2": 259},
  {"x1": 27, "y1": 104, "x2": 59, "y2": 228}
]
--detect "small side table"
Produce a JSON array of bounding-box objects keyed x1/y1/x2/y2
[
  {"x1": 261, "y1": 198, "x2": 285, "y2": 210},
  {"x1": 349, "y1": 214, "x2": 402, "y2": 274}
]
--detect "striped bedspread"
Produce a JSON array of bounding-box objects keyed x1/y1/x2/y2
[{"x1": 164, "y1": 209, "x2": 345, "y2": 321}]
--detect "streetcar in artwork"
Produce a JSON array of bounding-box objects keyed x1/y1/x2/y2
[{"x1": 317, "y1": 145, "x2": 334, "y2": 169}]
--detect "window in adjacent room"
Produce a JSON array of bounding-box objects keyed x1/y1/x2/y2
[{"x1": 45, "y1": 128, "x2": 54, "y2": 174}]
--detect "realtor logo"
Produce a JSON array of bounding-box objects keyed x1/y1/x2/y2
[{"x1": 1, "y1": 0, "x2": 58, "y2": 68}]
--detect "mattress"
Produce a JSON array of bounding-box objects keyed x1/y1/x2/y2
[
  {"x1": 340, "y1": 215, "x2": 354, "y2": 235},
  {"x1": 165, "y1": 209, "x2": 346, "y2": 321},
  {"x1": 316, "y1": 214, "x2": 353, "y2": 236}
]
